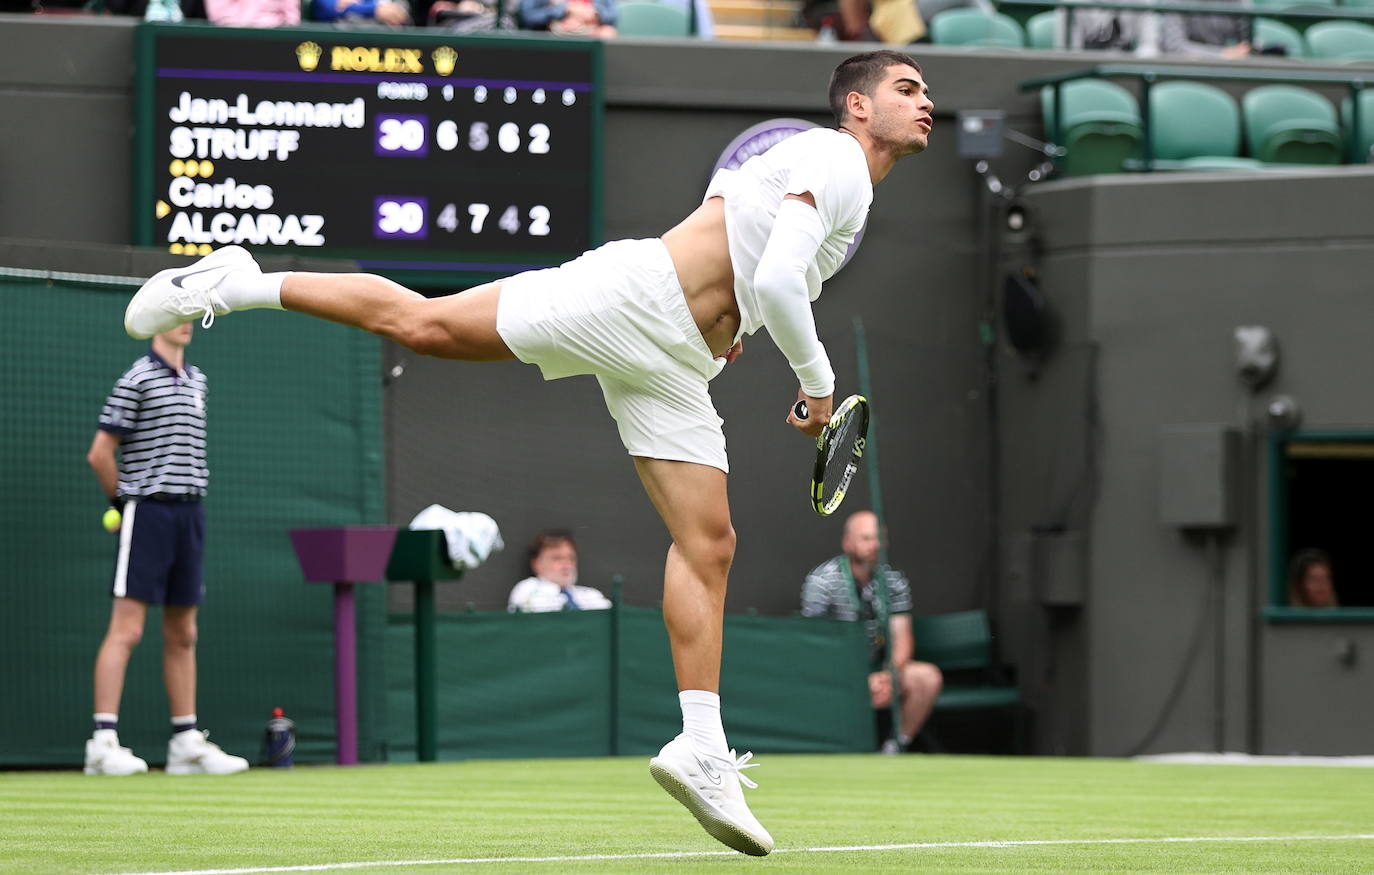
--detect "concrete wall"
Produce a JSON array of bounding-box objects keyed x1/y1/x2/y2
[
  {"x1": 1010, "y1": 169, "x2": 1374, "y2": 755},
  {"x1": 5, "y1": 13, "x2": 1373, "y2": 754}
]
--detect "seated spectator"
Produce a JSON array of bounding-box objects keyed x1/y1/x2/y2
[
  {"x1": 801, "y1": 510, "x2": 942, "y2": 753},
  {"x1": 204, "y1": 0, "x2": 299, "y2": 24},
  {"x1": 1288, "y1": 548, "x2": 1340, "y2": 608},
  {"x1": 1068, "y1": 1, "x2": 1251, "y2": 59},
  {"x1": 518, "y1": 0, "x2": 617, "y2": 37},
  {"x1": 828, "y1": 0, "x2": 940, "y2": 42},
  {"x1": 1149, "y1": 4, "x2": 1251, "y2": 59},
  {"x1": 311, "y1": 0, "x2": 411, "y2": 26},
  {"x1": 1065, "y1": 7, "x2": 1143, "y2": 52},
  {"x1": 508, "y1": 530, "x2": 612, "y2": 613},
  {"x1": 204, "y1": 0, "x2": 299, "y2": 25},
  {"x1": 428, "y1": 0, "x2": 514, "y2": 32}
]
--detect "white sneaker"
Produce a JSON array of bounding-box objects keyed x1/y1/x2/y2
[
  {"x1": 649, "y1": 733, "x2": 773, "y2": 856},
  {"x1": 166, "y1": 729, "x2": 250, "y2": 775},
  {"x1": 124, "y1": 245, "x2": 260, "y2": 339},
  {"x1": 84, "y1": 730, "x2": 148, "y2": 776}
]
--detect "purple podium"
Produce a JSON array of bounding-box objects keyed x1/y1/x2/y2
[{"x1": 289, "y1": 526, "x2": 398, "y2": 765}]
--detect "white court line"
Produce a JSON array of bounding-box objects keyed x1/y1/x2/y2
[{"x1": 94, "y1": 833, "x2": 1374, "y2": 875}]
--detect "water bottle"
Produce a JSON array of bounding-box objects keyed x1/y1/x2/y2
[
  {"x1": 817, "y1": 15, "x2": 839, "y2": 43},
  {"x1": 264, "y1": 707, "x2": 296, "y2": 767},
  {"x1": 143, "y1": 0, "x2": 172, "y2": 21},
  {"x1": 144, "y1": 0, "x2": 185, "y2": 22}
]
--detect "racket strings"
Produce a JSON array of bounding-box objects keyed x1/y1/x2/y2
[
  {"x1": 808, "y1": 395, "x2": 869, "y2": 516},
  {"x1": 822, "y1": 415, "x2": 859, "y2": 495}
]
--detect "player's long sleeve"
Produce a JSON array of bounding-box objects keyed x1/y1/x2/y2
[{"x1": 752, "y1": 199, "x2": 835, "y2": 398}]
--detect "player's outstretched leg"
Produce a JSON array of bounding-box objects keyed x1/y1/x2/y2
[
  {"x1": 635, "y1": 458, "x2": 773, "y2": 857},
  {"x1": 124, "y1": 246, "x2": 514, "y2": 361}
]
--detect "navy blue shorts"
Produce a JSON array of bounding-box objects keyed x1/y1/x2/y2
[{"x1": 111, "y1": 498, "x2": 205, "y2": 606}]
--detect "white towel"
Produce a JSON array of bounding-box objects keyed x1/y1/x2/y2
[{"x1": 407, "y1": 505, "x2": 504, "y2": 571}]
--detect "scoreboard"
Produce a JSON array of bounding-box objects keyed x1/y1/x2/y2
[{"x1": 134, "y1": 25, "x2": 603, "y2": 286}]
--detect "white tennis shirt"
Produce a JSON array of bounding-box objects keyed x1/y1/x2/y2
[{"x1": 703, "y1": 128, "x2": 873, "y2": 397}]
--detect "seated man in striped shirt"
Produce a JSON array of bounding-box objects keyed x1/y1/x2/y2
[
  {"x1": 801, "y1": 509, "x2": 942, "y2": 753},
  {"x1": 84, "y1": 323, "x2": 249, "y2": 777}
]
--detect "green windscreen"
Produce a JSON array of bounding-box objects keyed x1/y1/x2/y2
[
  {"x1": 385, "y1": 606, "x2": 874, "y2": 760},
  {"x1": 0, "y1": 270, "x2": 384, "y2": 766}
]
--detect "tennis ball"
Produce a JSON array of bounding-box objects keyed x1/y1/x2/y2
[{"x1": 102, "y1": 507, "x2": 122, "y2": 533}]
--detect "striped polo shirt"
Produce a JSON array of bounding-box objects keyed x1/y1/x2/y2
[
  {"x1": 801, "y1": 556, "x2": 912, "y2": 650},
  {"x1": 98, "y1": 349, "x2": 208, "y2": 499}
]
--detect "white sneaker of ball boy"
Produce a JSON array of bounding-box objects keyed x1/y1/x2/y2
[
  {"x1": 166, "y1": 728, "x2": 251, "y2": 775},
  {"x1": 84, "y1": 729, "x2": 148, "y2": 776},
  {"x1": 85, "y1": 727, "x2": 249, "y2": 775}
]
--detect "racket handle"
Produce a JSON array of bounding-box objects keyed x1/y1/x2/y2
[{"x1": 793, "y1": 399, "x2": 809, "y2": 421}]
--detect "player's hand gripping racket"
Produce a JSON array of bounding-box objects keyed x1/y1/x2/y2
[{"x1": 793, "y1": 394, "x2": 870, "y2": 516}]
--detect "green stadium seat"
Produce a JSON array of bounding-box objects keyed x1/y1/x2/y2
[
  {"x1": 913, "y1": 610, "x2": 998, "y2": 671},
  {"x1": 616, "y1": 1, "x2": 692, "y2": 35},
  {"x1": 1252, "y1": 0, "x2": 1336, "y2": 35},
  {"x1": 918, "y1": 0, "x2": 972, "y2": 20},
  {"x1": 1253, "y1": 17, "x2": 1307, "y2": 57},
  {"x1": 1243, "y1": 85, "x2": 1345, "y2": 164},
  {"x1": 1147, "y1": 81, "x2": 1265, "y2": 170},
  {"x1": 1041, "y1": 79, "x2": 1144, "y2": 176},
  {"x1": 1341, "y1": 90, "x2": 1374, "y2": 162},
  {"x1": 930, "y1": 8, "x2": 1027, "y2": 48},
  {"x1": 911, "y1": 610, "x2": 1026, "y2": 752},
  {"x1": 1026, "y1": 10, "x2": 1059, "y2": 49},
  {"x1": 1305, "y1": 21, "x2": 1374, "y2": 61}
]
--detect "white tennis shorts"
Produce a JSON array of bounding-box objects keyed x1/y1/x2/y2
[{"x1": 496, "y1": 238, "x2": 729, "y2": 472}]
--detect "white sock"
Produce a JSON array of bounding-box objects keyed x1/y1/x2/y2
[
  {"x1": 218, "y1": 270, "x2": 287, "y2": 311},
  {"x1": 680, "y1": 690, "x2": 729, "y2": 754},
  {"x1": 171, "y1": 714, "x2": 198, "y2": 735},
  {"x1": 93, "y1": 712, "x2": 118, "y2": 738}
]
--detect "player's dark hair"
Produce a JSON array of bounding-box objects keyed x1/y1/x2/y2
[
  {"x1": 528, "y1": 529, "x2": 577, "y2": 563},
  {"x1": 828, "y1": 51, "x2": 922, "y2": 127}
]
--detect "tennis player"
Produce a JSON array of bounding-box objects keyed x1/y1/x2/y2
[{"x1": 125, "y1": 50, "x2": 932, "y2": 855}]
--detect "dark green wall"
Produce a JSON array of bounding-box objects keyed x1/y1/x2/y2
[
  {"x1": 0, "y1": 271, "x2": 383, "y2": 766},
  {"x1": 384, "y1": 607, "x2": 873, "y2": 760}
]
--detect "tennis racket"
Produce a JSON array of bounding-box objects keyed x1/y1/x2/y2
[{"x1": 793, "y1": 394, "x2": 870, "y2": 516}]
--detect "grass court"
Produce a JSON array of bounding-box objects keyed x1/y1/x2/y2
[{"x1": 3, "y1": 753, "x2": 1372, "y2": 873}]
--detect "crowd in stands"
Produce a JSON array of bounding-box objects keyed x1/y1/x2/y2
[
  {"x1": 819, "y1": 0, "x2": 1374, "y2": 61},
  {"x1": 5, "y1": 0, "x2": 648, "y2": 36},
  {"x1": 7, "y1": 0, "x2": 1372, "y2": 59}
]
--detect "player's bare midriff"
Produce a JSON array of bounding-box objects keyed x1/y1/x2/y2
[{"x1": 660, "y1": 196, "x2": 740, "y2": 358}]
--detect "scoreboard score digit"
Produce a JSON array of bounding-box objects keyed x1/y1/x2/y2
[{"x1": 134, "y1": 26, "x2": 603, "y2": 285}]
